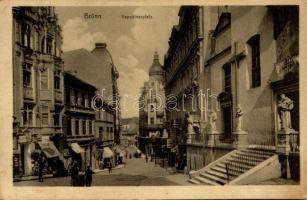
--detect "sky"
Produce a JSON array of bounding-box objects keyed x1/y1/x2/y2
[{"x1": 55, "y1": 6, "x2": 179, "y2": 118}]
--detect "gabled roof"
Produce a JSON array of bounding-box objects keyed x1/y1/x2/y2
[{"x1": 213, "y1": 12, "x2": 231, "y2": 37}]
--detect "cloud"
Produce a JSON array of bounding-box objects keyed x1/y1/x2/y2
[
  {"x1": 119, "y1": 54, "x2": 139, "y2": 69},
  {"x1": 118, "y1": 68, "x2": 149, "y2": 118},
  {"x1": 62, "y1": 17, "x2": 108, "y2": 51}
]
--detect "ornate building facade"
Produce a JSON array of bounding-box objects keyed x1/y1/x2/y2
[
  {"x1": 138, "y1": 52, "x2": 167, "y2": 159},
  {"x1": 164, "y1": 6, "x2": 299, "y2": 179},
  {"x1": 13, "y1": 7, "x2": 65, "y2": 176}
]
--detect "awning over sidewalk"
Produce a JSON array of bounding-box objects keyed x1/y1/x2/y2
[
  {"x1": 70, "y1": 143, "x2": 85, "y2": 154},
  {"x1": 38, "y1": 141, "x2": 60, "y2": 159},
  {"x1": 103, "y1": 147, "x2": 114, "y2": 158}
]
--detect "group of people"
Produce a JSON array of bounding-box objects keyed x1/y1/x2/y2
[{"x1": 69, "y1": 161, "x2": 95, "y2": 186}]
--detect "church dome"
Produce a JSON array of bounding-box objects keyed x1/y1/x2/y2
[{"x1": 149, "y1": 51, "x2": 164, "y2": 76}]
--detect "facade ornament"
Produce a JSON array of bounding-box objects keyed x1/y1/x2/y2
[
  {"x1": 277, "y1": 93, "x2": 294, "y2": 131},
  {"x1": 235, "y1": 104, "x2": 244, "y2": 132}
]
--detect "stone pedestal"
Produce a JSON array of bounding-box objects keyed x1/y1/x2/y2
[
  {"x1": 232, "y1": 130, "x2": 248, "y2": 149},
  {"x1": 276, "y1": 129, "x2": 299, "y2": 179},
  {"x1": 276, "y1": 129, "x2": 298, "y2": 155},
  {"x1": 186, "y1": 133, "x2": 196, "y2": 144},
  {"x1": 206, "y1": 131, "x2": 220, "y2": 147}
]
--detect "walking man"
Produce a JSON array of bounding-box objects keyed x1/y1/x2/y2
[
  {"x1": 85, "y1": 165, "x2": 95, "y2": 186},
  {"x1": 38, "y1": 153, "x2": 45, "y2": 182},
  {"x1": 108, "y1": 161, "x2": 112, "y2": 174}
]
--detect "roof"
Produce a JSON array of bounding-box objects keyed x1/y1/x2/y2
[
  {"x1": 62, "y1": 44, "x2": 117, "y2": 102},
  {"x1": 64, "y1": 71, "x2": 97, "y2": 91},
  {"x1": 149, "y1": 51, "x2": 164, "y2": 76}
]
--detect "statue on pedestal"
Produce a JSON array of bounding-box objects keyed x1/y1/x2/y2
[
  {"x1": 235, "y1": 105, "x2": 244, "y2": 132},
  {"x1": 185, "y1": 112, "x2": 194, "y2": 135},
  {"x1": 278, "y1": 94, "x2": 294, "y2": 131},
  {"x1": 208, "y1": 110, "x2": 217, "y2": 133}
]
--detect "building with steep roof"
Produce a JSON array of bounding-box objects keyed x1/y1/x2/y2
[{"x1": 62, "y1": 43, "x2": 121, "y2": 151}]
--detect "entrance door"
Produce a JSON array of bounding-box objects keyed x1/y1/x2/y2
[{"x1": 223, "y1": 106, "x2": 232, "y2": 141}]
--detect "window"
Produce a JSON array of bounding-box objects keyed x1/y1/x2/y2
[
  {"x1": 23, "y1": 63, "x2": 32, "y2": 87},
  {"x1": 99, "y1": 127, "x2": 103, "y2": 134},
  {"x1": 41, "y1": 106, "x2": 49, "y2": 125},
  {"x1": 21, "y1": 24, "x2": 31, "y2": 48},
  {"x1": 82, "y1": 120, "x2": 86, "y2": 135},
  {"x1": 40, "y1": 69, "x2": 48, "y2": 90},
  {"x1": 54, "y1": 113, "x2": 60, "y2": 126},
  {"x1": 54, "y1": 70, "x2": 61, "y2": 90},
  {"x1": 248, "y1": 35, "x2": 261, "y2": 88},
  {"x1": 22, "y1": 104, "x2": 33, "y2": 126},
  {"x1": 65, "y1": 88, "x2": 70, "y2": 105},
  {"x1": 67, "y1": 118, "x2": 72, "y2": 135},
  {"x1": 89, "y1": 121, "x2": 92, "y2": 134},
  {"x1": 47, "y1": 37, "x2": 53, "y2": 54},
  {"x1": 150, "y1": 117, "x2": 155, "y2": 124},
  {"x1": 223, "y1": 63, "x2": 231, "y2": 93},
  {"x1": 75, "y1": 119, "x2": 79, "y2": 135},
  {"x1": 41, "y1": 37, "x2": 45, "y2": 53}
]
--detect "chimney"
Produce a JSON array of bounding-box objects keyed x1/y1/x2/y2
[{"x1": 95, "y1": 43, "x2": 107, "y2": 49}]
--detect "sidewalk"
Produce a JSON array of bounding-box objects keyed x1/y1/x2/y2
[
  {"x1": 93, "y1": 164, "x2": 125, "y2": 173},
  {"x1": 14, "y1": 164, "x2": 126, "y2": 182}
]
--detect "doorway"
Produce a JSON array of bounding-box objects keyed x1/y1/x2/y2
[{"x1": 223, "y1": 106, "x2": 232, "y2": 141}]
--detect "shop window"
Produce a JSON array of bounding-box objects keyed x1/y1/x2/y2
[
  {"x1": 247, "y1": 34, "x2": 261, "y2": 88},
  {"x1": 23, "y1": 63, "x2": 32, "y2": 87}
]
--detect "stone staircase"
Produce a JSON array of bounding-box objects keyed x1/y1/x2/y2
[{"x1": 189, "y1": 146, "x2": 281, "y2": 185}]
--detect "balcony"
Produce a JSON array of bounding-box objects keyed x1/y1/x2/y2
[
  {"x1": 144, "y1": 123, "x2": 164, "y2": 131},
  {"x1": 66, "y1": 134, "x2": 95, "y2": 142},
  {"x1": 54, "y1": 89, "x2": 63, "y2": 103},
  {"x1": 65, "y1": 104, "x2": 95, "y2": 115},
  {"x1": 23, "y1": 86, "x2": 34, "y2": 100}
]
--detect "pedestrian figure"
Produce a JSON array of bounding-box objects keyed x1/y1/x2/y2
[
  {"x1": 85, "y1": 165, "x2": 94, "y2": 186},
  {"x1": 108, "y1": 161, "x2": 112, "y2": 174},
  {"x1": 145, "y1": 155, "x2": 148, "y2": 163},
  {"x1": 70, "y1": 161, "x2": 79, "y2": 186},
  {"x1": 38, "y1": 153, "x2": 45, "y2": 182}
]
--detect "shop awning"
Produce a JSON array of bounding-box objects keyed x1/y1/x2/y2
[
  {"x1": 103, "y1": 147, "x2": 114, "y2": 158},
  {"x1": 38, "y1": 141, "x2": 60, "y2": 159},
  {"x1": 70, "y1": 143, "x2": 85, "y2": 154}
]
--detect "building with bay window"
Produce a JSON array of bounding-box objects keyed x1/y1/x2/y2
[{"x1": 13, "y1": 7, "x2": 65, "y2": 177}]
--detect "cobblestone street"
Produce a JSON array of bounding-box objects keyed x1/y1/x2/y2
[{"x1": 14, "y1": 157, "x2": 192, "y2": 186}]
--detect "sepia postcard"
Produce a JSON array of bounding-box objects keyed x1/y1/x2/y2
[{"x1": 0, "y1": 0, "x2": 306, "y2": 199}]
